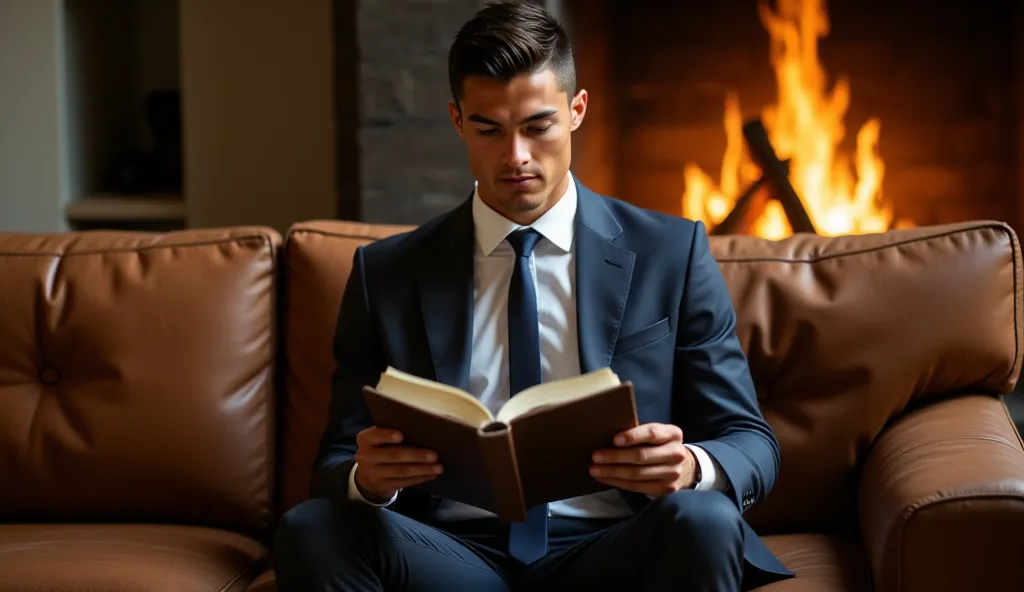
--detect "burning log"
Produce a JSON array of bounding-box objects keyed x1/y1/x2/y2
[
  {"x1": 742, "y1": 119, "x2": 817, "y2": 234},
  {"x1": 709, "y1": 118, "x2": 817, "y2": 236},
  {"x1": 711, "y1": 162, "x2": 783, "y2": 236}
]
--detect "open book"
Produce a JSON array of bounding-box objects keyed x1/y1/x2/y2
[{"x1": 362, "y1": 367, "x2": 639, "y2": 523}]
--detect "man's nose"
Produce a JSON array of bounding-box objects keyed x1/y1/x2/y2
[{"x1": 503, "y1": 134, "x2": 530, "y2": 168}]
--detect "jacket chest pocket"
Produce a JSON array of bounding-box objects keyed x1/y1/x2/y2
[{"x1": 613, "y1": 317, "x2": 670, "y2": 357}]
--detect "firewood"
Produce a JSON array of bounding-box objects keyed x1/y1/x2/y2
[
  {"x1": 710, "y1": 160, "x2": 790, "y2": 236},
  {"x1": 741, "y1": 119, "x2": 817, "y2": 234}
]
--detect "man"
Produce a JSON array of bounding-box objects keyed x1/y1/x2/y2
[{"x1": 274, "y1": 1, "x2": 794, "y2": 590}]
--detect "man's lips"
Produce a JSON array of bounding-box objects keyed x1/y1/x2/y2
[{"x1": 501, "y1": 176, "x2": 539, "y2": 188}]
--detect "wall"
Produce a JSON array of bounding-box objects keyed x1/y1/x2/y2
[
  {"x1": 352, "y1": 0, "x2": 489, "y2": 224},
  {"x1": 0, "y1": 0, "x2": 67, "y2": 232},
  {"x1": 180, "y1": 0, "x2": 337, "y2": 233},
  {"x1": 567, "y1": 0, "x2": 1020, "y2": 233},
  {"x1": 61, "y1": 0, "x2": 136, "y2": 203}
]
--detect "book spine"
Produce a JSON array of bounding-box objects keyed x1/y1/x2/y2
[{"x1": 478, "y1": 426, "x2": 527, "y2": 523}]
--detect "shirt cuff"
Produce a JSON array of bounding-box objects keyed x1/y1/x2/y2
[
  {"x1": 685, "y1": 443, "x2": 728, "y2": 492},
  {"x1": 347, "y1": 462, "x2": 399, "y2": 507}
]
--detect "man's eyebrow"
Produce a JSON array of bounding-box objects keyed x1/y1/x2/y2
[
  {"x1": 520, "y1": 109, "x2": 558, "y2": 124},
  {"x1": 466, "y1": 109, "x2": 559, "y2": 126},
  {"x1": 467, "y1": 114, "x2": 501, "y2": 126}
]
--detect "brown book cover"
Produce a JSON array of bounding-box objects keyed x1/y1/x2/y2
[{"x1": 361, "y1": 369, "x2": 639, "y2": 523}]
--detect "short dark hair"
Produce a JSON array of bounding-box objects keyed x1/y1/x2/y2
[{"x1": 448, "y1": 1, "x2": 576, "y2": 109}]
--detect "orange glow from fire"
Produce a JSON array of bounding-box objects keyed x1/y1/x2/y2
[{"x1": 682, "y1": 0, "x2": 912, "y2": 238}]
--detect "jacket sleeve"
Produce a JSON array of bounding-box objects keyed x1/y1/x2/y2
[
  {"x1": 673, "y1": 220, "x2": 780, "y2": 512},
  {"x1": 310, "y1": 245, "x2": 387, "y2": 500}
]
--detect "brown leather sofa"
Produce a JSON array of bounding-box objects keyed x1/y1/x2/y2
[{"x1": 1, "y1": 219, "x2": 1023, "y2": 591}]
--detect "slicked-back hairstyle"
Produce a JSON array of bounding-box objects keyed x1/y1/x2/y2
[{"x1": 448, "y1": 1, "x2": 576, "y2": 110}]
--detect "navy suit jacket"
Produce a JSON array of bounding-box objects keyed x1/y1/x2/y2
[{"x1": 312, "y1": 179, "x2": 794, "y2": 586}]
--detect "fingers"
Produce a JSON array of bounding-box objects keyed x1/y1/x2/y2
[
  {"x1": 380, "y1": 473, "x2": 443, "y2": 490},
  {"x1": 354, "y1": 427, "x2": 444, "y2": 500},
  {"x1": 591, "y1": 476, "x2": 679, "y2": 498},
  {"x1": 355, "y1": 449, "x2": 442, "y2": 482},
  {"x1": 590, "y1": 462, "x2": 683, "y2": 483},
  {"x1": 361, "y1": 446, "x2": 438, "y2": 465},
  {"x1": 592, "y1": 442, "x2": 686, "y2": 466},
  {"x1": 354, "y1": 461, "x2": 443, "y2": 501},
  {"x1": 356, "y1": 427, "x2": 438, "y2": 465},
  {"x1": 372, "y1": 462, "x2": 444, "y2": 479},
  {"x1": 357, "y1": 427, "x2": 404, "y2": 447},
  {"x1": 612, "y1": 423, "x2": 682, "y2": 447}
]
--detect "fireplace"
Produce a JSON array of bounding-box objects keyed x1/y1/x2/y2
[{"x1": 562, "y1": 0, "x2": 1022, "y2": 238}]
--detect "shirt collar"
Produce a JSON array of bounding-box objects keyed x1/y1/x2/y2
[{"x1": 471, "y1": 172, "x2": 577, "y2": 256}]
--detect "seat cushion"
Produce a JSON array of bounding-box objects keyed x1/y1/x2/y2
[
  {"x1": 754, "y1": 534, "x2": 871, "y2": 591},
  {"x1": 244, "y1": 568, "x2": 275, "y2": 592},
  {"x1": 0, "y1": 524, "x2": 268, "y2": 591}
]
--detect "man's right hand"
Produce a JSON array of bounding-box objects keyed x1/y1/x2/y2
[{"x1": 353, "y1": 426, "x2": 443, "y2": 504}]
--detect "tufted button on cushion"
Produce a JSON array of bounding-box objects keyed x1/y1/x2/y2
[{"x1": 38, "y1": 366, "x2": 60, "y2": 386}]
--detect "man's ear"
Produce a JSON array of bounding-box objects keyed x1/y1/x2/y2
[
  {"x1": 569, "y1": 89, "x2": 588, "y2": 132},
  {"x1": 448, "y1": 102, "x2": 465, "y2": 139}
]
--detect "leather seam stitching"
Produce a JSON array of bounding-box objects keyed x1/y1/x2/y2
[
  {"x1": 878, "y1": 434, "x2": 1020, "y2": 479},
  {"x1": 218, "y1": 551, "x2": 271, "y2": 592},
  {"x1": 712, "y1": 222, "x2": 1010, "y2": 263},
  {"x1": 1002, "y1": 402, "x2": 1024, "y2": 451},
  {"x1": 0, "y1": 233, "x2": 276, "y2": 258},
  {"x1": 1005, "y1": 225, "x2": 1021, "y2": 386}
]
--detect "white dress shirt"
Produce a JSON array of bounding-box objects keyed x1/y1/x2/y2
[{"x1": 348, "y1": 172, "x2": 727, "y2": 518}]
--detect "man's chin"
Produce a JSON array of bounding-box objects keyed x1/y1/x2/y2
[
  {"x1": 500, "y1": 194, "x2": 545, "y2": 214},
  {"x1": 491, "y1": 185, "x2": 542, "y2": 211}
]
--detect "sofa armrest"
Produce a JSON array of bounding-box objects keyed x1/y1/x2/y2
[{"x1": 859, "y1": 394, "x2": 1024, "y2": 592}]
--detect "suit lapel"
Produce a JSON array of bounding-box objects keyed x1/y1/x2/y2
[
  {"x1": 417, "y1": 197, "x2": 475, "y2": 391},
  {"x1": 574, "y1": 181, "x2": 635, "y2": 373}
]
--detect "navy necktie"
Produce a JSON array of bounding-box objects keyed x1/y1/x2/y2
[{"x1": 504, "y1": 228, "x2": 548, "y2": 564}]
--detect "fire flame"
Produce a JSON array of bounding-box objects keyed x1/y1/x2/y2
[{"x1": 682, "y1": 0, "x2": 911, "y2": 238}]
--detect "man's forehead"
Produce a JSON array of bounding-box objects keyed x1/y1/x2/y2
[
  {"x1": 461, "y1": 81, "x2": 567, "y2": 122},
  {"x1": 462, "y1": 70, "x2": 566, "y2": 102}
]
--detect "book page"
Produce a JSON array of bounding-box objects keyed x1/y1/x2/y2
[
  {"x1": 376, "y1": 367, "x2": 494, "y2": 427},
  {"x1": 495, "y1": 368, "x2": 621, "y2": 424}
]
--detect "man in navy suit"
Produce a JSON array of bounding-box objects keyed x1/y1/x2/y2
[{"x1": 274, "y1": 1, "x2": 794, "y2": 590}]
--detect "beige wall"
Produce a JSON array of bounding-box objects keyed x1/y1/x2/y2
[
  {"x1": 0, "y1": 0, "x2": 67, "y2": 232},
  {"x1": 179, "y1": 0, "x2": 337, "y2": 233}
]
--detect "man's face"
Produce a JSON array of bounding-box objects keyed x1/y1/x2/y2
[{"x1": 449, "y1": 68, "x2": 587, "y2": 224}]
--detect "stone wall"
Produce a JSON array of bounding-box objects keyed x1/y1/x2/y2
[{"x1": 336, "y1": 0, "x2": 492, "y2": 224}]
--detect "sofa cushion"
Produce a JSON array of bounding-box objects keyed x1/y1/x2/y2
[
  {"x1": 0, "y1": 228, "x2": 281, "y2": 532},
  {"x1": 280, "y1": 219, "x2": 1021, "y2": 535},
  {"x1": 755, "y1": 534, "x2": 871, "y2": 591},
  {"x1": 280, "y1": 221, "x2": 410, "y2": 512},
  {"x1": 718, "y1": 221, "x2": 1021, "y2": 533},
  {"x1": 244, "y1": 568, "x2": 276, "y2": 592},
  {"x1": 0, "y1": 524, "x2": 268, "y2": 591}
]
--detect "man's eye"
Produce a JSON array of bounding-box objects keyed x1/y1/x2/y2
[
  {"x1": 529, "y1": 125, "x2": 553, "y2": 134},
  {"x1": 476, "y1": 128, "x2": 500, "y2": 136}
]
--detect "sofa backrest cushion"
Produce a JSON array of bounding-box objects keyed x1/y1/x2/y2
[
  {"x1": 281, "y1": 221, "x2": 410, "y2": 513},
  {"x1": 712, "y1": 221, "x2": 1021, "y2": 532},
  {"x1": 0, "y1": 228, "x2": 280, "y2": 533},
  {"x1": 281, "y1": 219, "x2": 1021, "y2": 533}
]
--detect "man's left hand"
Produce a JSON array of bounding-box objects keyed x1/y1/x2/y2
[{"x1": 589, "y1": 423, "x2": 698, "y2": 497}]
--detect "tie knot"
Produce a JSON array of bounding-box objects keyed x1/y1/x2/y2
[{"x1": 506, "y1": 228, "x2": 541, "y2": 258}]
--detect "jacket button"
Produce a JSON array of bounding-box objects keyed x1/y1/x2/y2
[{"x1": 39, "y1": 367, "x2": 60, "y2": 386}]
